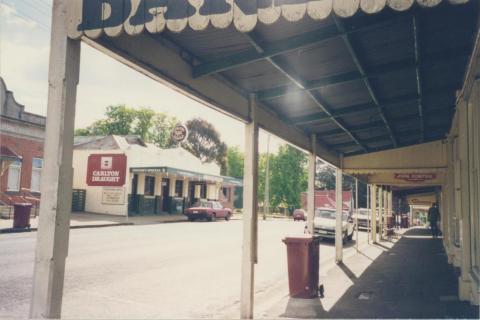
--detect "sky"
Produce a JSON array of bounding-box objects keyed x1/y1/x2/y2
[{"x1": 0, "y1": 0, "x2": 287, "y2": 154}]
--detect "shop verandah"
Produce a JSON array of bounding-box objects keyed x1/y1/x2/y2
[{"x1": 32, "y1": 0, "x2": 479, "y2": 318}]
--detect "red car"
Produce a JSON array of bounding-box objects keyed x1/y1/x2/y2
[
  {"x1": 184, "y1": 200, "x2": 232, "y2": 222},
  {"x1": 293, "y1": 209, "x2": 306, "y2": 221}
]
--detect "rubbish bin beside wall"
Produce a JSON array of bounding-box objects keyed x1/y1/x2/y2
[
  {"x1": 282, "y1": 235, "x2": 320, "y2": 298},
  {"x1": 13, "y1": 203, "x2": 32, "y2": 228}
]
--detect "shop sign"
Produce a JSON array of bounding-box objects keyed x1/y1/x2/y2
[
  {"x1": 171, "y1": 124, "x2": 188, "y2": 143},
  {"x1": 102, "y1": 187, "x2": 125, "y2": 205},
  {"x1": 394, "y1": 173, "x2": 436, "y2": 183},
  {"x1": 86, "y1": 154, "x2": 127, "y2": 186}
]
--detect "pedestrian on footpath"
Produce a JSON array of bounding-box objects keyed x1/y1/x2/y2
[{"x1": 428, "y1": 203, "x2": 441, "y2": 238}]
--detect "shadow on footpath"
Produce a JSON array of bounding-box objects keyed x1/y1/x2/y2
[{"x1": 281, "y1": 228, "x2": 479, "y2": 319}]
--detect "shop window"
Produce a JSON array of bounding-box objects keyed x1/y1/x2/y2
[
  {"x1": 200, "y1": 184, "x2": 207, "y2": 199},
  {"x1": 175, "y1": 180, "x2": 183, "y2": 197},
  {"x1": 222, "y1": 187, "x2": 230, "y2": 200},
  {"x1": 144, "y1": 176, "x2": 155, "y2": 196},
  {"x1": 7, "y1": 161, "x2": 21, "y2": 192},
  {"x1": 31, "y1": 158, "x2": 43, "y2": 192}
]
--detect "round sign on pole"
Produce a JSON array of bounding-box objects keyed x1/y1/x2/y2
[{"x1": 171, "y1": 123, "x2": 188, "y2": 143}]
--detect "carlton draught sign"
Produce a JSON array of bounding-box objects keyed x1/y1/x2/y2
[{"x1": 86, "y1": 154, "x2": 127, "y2": 187}]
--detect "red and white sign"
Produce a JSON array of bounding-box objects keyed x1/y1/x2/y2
[
  {"x1": 394, "y1": 173, "x2": 436, "y2": 183},
  {"x1": 86, "y1": 154, "x2": 127, "y2": 186}
]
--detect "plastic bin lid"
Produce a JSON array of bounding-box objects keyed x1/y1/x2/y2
[
  {"x1": 282, "y1": 234, "x2": 316, "y2": 244},
  {"x1": 14, "y1": 202, "x2": 33, "y2": 207}
]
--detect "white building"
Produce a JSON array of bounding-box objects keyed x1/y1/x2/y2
[{"x1": 72, "y1": 135, "x2": 241, "y2": 216}]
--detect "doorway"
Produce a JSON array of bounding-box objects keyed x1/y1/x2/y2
[{"x1": 162, "y1": 178, "x2": 170, "y2": 212}]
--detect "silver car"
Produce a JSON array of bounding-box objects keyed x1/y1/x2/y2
[{"x1": 313, "y1": 207, "x2": 355, "y2": 243}]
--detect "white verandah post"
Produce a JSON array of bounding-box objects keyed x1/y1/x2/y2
[
  {"x1": 371, "y1": 185, "x2": 377, "y2": 243},
  {"x1": 30, "y1": 0, "x2": 80, "y2": 318},
  {"x1": 240, "y1": 94, "x2": 259, "y2": 319},
  {"x1": 335, "y1": 167, "x2": 343, "y2": 263},
  {"x1": 307, "y1": 134, "x2": 316, "y2": 234}
]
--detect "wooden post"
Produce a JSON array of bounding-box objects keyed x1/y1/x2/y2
[
  {"x1": 30, "y1": 0, "x2": 81, "y2": 317},
  {"x1": 306, "y1": 134, "x2": 316, "y2": 234},
  {"x1": 384, "y1": 188, "x2": 389, "y2": 236},
  {"x1": 335, "y1": 167, "x2": 343, "y2": 263},
  {"x1": 240, "y1": 94, "x2": 259, "y2": 319},
  {"x1": 371, "y1": 185, "x2": 377, "y2": 243},
  {"x1": 355, "y1": 178, "x2": 359, "y2": 251},
  {"x1": 379, "y1": 186, "x2": 383, "y2": 240},
  {"x1": 367, "y1": 184, "x2": 370, "y2": 244}
]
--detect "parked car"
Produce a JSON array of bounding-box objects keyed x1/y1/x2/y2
[
  {"x1": 313, "y1": 207, "x2": 355, "y2": 243},
  {"x1": 292, "y1": 209, "x2": 306, "y2": 221},
  {"x1": 353, "y1": 208, "x2": 380, "y2": 231},
  {"x1": 184, "y1": 200, "x2": 232, "y2": 222}
]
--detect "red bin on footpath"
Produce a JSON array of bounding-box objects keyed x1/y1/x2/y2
[
  {"x1": 13, "y1": 203, "x2": 32, "y2": 229},
  {"x1": 282, "y1": 235, "x2": 320, "y2": 298}
]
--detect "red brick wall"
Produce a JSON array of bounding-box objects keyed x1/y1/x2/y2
[{"x1": 0, "y1": 134, "x2": 44, "y2": 194}]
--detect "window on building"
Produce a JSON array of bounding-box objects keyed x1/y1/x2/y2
[
  {"x1": 144, "y1": 176, "x2": 155, "y2": 196},
  {"x1": 7, "y1": 160, "x2": 21, "y2": 192},
  {"x1": 200, "y1": 184, "x2": 207, "y2": 199},
  {"x1": 175, "y1": 180, "x2": 183, "y2": 197},
  {"x1": 31, "y1": 158, "x2": 43, "y2": 192},
  {"x1": 222, "y1": 187, "x2": 230, "y2": 200}
]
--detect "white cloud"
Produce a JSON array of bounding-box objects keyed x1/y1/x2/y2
[{"x1": 0, "y1": 3, "x2": 37, "y2": 29}]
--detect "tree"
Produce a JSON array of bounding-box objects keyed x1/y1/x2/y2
[
  {"x1": 269, "y1": 145, "x2": 307, "y2": 208},
  {"x1": 225, "y1": 146, "x2": 244, "y2": 178},
  {"x1": 75, "y1": 104, "x2": 178, "y2": 149},
  {"x1": 182, "y1": 118, "x2": 228, "y2": 173}
]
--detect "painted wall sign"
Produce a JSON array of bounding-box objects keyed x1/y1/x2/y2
[
  {"x1": 102, "y1": 187, "x2": 126, "y2": 205},
  {"x1": 394, "y1": 173, "x2": 437, "y2": 183},
  {"x1": 68, "y1": 0, "x2": 468, "y2": 38},
  {"x1": 86, "y1": 154, "x2": 127, "y2": 186},
  {"x1": 171, "y1": 124, "x2": 189, "y2": 143}
]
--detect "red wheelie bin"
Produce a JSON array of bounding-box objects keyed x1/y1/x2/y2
[{"x1": 282, "y1": 235, "x2": 320, "y2": 298}]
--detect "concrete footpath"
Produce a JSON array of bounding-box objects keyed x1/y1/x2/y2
[{"x1": 262, "y1": 227, "x2": 479, "y2": 319}]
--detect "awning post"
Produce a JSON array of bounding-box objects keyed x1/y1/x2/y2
[
  {"x1": 335, "y1": 167, "x2": 343, "y2": 263},
  {"x1": 379, "y1": 186, "x2": 383, "y2": 240},
  {"x1": 307, "y1": 134, "x2": 316, "y2": 234},
  {"x1": 367, "y1": 184, "x2": 370, "y2": 244},
  {"x1": 240, "y1": 94, "x2": 259, "y2": 319},
  {"x1": 30, "y1": 0, "x2": 80, "y2": 317},
  {"x1": 371, "y1": 185, "x2": 377, "y2": 243},
  {"x1": 355, "y1": 178, "x2": 359, "y2": 251}
]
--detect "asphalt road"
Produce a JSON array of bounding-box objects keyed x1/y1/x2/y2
[{"x1": 0, "y1": 219, "x2": 368, "y2": 319}]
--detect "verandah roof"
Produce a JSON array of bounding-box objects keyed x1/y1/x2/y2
[{"x1": 74, "y1": 0, "x2": 477, "y2": 162}]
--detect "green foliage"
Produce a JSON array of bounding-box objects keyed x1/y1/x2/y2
[
  {"x1": 75, "y1": 104, "x2": 178, "y2": 148},
  {"x1": 269, "y1": 145, "x2": 307, "y2": 208},
  {"x1": 225, "y1": 146, "x2": 244, "y2": 178},
  {"x1": 182, "y1": 118, "x2": 228, "y2": 173}
]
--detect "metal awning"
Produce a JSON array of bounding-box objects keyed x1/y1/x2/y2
[
  {"x1": 70, "y1": 0, "x2": 470, "y2": 36},
  {"x1": 130, "y1": 166, "x2": 243, "y2": 185},
  {"x1": 75, "y1": 0, "x2": 477, "y2": 162}
]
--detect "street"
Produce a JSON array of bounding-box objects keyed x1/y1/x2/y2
[{"x1": 1, "y1": 219, "x2": 368, "y2": 319}]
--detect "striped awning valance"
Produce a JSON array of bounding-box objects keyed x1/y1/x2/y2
[{"x1": 68, "y1": 0, "x2": 470, "y2": 38}]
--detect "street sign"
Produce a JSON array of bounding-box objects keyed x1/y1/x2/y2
[{"x1": 171, "y1": 124, "x2": 188, "y2": 143}]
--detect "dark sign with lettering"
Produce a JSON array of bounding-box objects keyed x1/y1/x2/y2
[{"x1": 86, "y1": 154, "x2": 127, "y2": 187}]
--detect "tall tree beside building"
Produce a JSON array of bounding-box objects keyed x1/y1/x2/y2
[
  {"x1": 225, "y1": 146, "x2": 244, "y2": 178},
  {"x1": 182, "y1": 118, "x2": 228, "y2": 173},
  {"x1": 74, "y1": 104, "x2": 178, "y2": 148},
  {"x1": 269, "y1": 145, "x2": 307, "y2": 208}
]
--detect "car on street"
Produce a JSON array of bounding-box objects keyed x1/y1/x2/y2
[
  {"x1": 292, "y1": 209, "x2": 306, "y2": 221},
  {"x1": 313, "y1": 207, "x2": 355, "y2": 243},
  {"x1": 184, "y1": 200, "x2": 232, "y2": 222}
]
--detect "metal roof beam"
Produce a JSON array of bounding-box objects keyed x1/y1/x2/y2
[
  {"x1": 244, "y1": 32, "x2": 369, "y2": 153},
  {"x1": 256, "y1": 46, "x2": 469, "y2": 101},
  {"x1": 315, "y1": 107, "x2": 454, "y2": 136},
  {"x1": 413, "y1": 15, "x2": 425, "y2": 143},
  {"x1": 334, "y1": 123, "x2": 450, "y2": 149},
  {"x1": 333, "y1": 16, "x2": 398, "y2": 148},
  {"x1": 192, "y1": 16, "x2": 409, "y2": 78}
]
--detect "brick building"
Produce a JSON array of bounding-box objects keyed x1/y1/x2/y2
[{"x1": 0, "y1": 77, "x2": 45, "y2": 209}]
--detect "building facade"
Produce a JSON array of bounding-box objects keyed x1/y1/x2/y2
[
  {"x1": 72, "y1": 135, "x2": 242, "y2": 216},
  {"x1": 0, "y1": 77, "x2": 45, "y2": 205}
]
